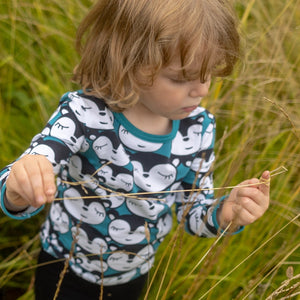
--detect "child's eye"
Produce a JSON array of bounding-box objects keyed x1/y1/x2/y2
[{"x1": 170, "y1": 78, "x2": 187, "y2": 84}]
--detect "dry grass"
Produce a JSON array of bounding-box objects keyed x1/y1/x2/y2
[{"x1": 0, "y1": 0, "x2": 299, "y2": 299}]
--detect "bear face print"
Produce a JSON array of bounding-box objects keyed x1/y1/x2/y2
[
  {"x1": 92, "y1": 188, "x2": 126, "y2": 208},
  {"x1": 101, "y1": 269, "x2": 137, "y2": 286},
  {"x1": 126, "y1": 199, "x2": 166, "y2": 221},
  {"x1": 71, "y1": 226, "x2": 108, "y2": 255},
  {"x1": 68, "y1": 155, "x2": 99, "y2": 191},
  {"x1": 93, "y1": 134, "x2": 130, "y2": 166},
  {"x1": 97, "y1": 164, "x2": 134, "y2": 192},
  {"x1": 119, "y1": 125, "x2": 163, "y2": 152},
  {"x1": 28, "y1": 143, "x2": 56, "y2": 162},
  {"x1": 49, "y1": 202, "x2": 70, "y2": 234},
  {"x1": 63, "y1": 188, "x2": 106, "y2": 225},
  {"x1": 48, "y1": 232, "x2": 64, "y2": 254},
  {"x1": 156, "y1": 213, "x2": 173, "y2": 240},
  {"x1": 187, "y1": 207, "x2": 206, "y2": 235},
  {"x1": 108, "y1": 216, "x2": 146, "y2": 245},
  {"x1": 47, "y1": 116, "x2": 86, "y2": 153},
  {"x1": 132, "y1": 160, "x2": 177, "y2": 192},
  {"x1": 68, "y1": 92, "x2": 114, "y2": 130},
  {"x1": 187, "y1": 206, "x2": 216, "y2": 237},
  {"x1": 71, "y1": 252, "x2": 108, "y2": 274},
  {"x1": 171, "y1": 123, "x2": 203, "y2": 156},
  {"x1": 107, "y1": 194, "x2": 126, "y2": 208},
  {"x1": 195, "y1": 175, "x2": 214, "y2": 199},
  {"x1": 190, "y1": 149, "x2": 215, "y2": 174},
  {"x1": 201, "y1": 122, "x2": 214, "y2": 150},
  {"x1": 69, "y1": 263, "x2": 101, "y2": 284},
  {"x1": 180, "y1": 175, "x2": 214, "y2": 205},
  {"x1": 28, "y1": 142, "x2": 68, "y2": 174},
  {"x1": 107, "y1": 244, "x2": 154, "y2": 272},
  {"x1": 139, "y1": 255, "x2": 155, "y2": 275},
  {"x1": 108, "y1": 220, "x2": 146, "y2": 245}
]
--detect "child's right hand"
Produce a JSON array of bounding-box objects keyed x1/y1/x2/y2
[{"x1": 5, "y1": 155, "x2": 56, "y2": 210}]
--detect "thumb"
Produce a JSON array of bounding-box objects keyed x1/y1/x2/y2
[{"x1": 259, "y1": 170, "x2": 270, "y2": 195}]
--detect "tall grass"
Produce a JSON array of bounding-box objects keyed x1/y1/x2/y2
[{"x1": 0, "y1": 0, "x2": 299, "y2": 299}]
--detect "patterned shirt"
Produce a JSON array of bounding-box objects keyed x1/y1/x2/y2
[{"x1": 0, "y1": 90, "x2": 234, "y2": 286}]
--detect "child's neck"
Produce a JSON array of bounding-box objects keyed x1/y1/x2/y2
[{"x1": 122, "y1": 104, "x2": 172, "y2": 135}]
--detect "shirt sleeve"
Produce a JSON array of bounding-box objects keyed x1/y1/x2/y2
[
  {"x1": 0, "y1": 92, "x2": 85, "y2": 220},
  {"x1": 175, "y1": 114, "x2": 243, "y2": 237}
]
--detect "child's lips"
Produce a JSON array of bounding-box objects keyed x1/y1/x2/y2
[{"x1": 182, "y1": 105, "x2": 198, "y2": 112}]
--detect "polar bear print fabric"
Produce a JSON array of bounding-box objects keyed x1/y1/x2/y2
[{"x1": 0, "y1": 90, "x2": 220, "y2": 286}]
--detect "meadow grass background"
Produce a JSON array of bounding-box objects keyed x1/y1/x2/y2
[{"x1": 0, "y1": 0, "x2": 299, "y2": 299}]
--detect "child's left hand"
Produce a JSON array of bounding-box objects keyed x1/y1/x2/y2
[{"x1": 217, "y1": 171, "x2": 270, "y2": 229}]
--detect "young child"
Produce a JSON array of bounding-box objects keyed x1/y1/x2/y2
[{"x1": 0, "y1": 0, "x2": 270, "y2": 299}]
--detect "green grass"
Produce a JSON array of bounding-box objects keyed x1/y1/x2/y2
[{"x1": 0, "y1": 0, "x2": 299, "y2": 299}]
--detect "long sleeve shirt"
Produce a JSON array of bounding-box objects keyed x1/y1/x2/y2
[{"x1": 0, "y1": 90, "x2": 239, "y2": 286}]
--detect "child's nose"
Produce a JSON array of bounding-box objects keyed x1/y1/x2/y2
[{"x1": 189, "y1": 80, "x2": 210, "y2": 98}]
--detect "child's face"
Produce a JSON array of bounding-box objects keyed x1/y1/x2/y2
[{"x1": 137, "y1": 59, "x2": 211, "y2": 120}]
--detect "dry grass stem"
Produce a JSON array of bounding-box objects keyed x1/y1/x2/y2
[
  {"x1": 53, "y1": 220, "x2": 82, "y2": 300},
  {"x1": 197, "y1": 213, "x2": 300, "y2": 300},
  {"x1": 54, "y1": 166, "x2": 287, "y2": 202},
  {"x1": 264, "y1": 97, "x2": 300, "y2": 141}
]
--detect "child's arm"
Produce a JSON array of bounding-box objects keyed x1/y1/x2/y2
[
  {"x1": 217, "y1": 171, "x2": 270, "y2": 229},
  {"x1": 175, "y1": 110, "x2": 270, "y2": 236},
  {"x1": 4, "y1": 155, "x2": 56, "y2": 211}
]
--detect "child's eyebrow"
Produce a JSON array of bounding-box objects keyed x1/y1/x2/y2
[
  {"x1": 165, "y1": 67, "x2": 194, "y2": 76},
  {"x1": 167, "y1": 65, "x2": 201, "y2": 75},
  {"x1": 166, "y1": 68, "x2": 209, "y2": 82}
]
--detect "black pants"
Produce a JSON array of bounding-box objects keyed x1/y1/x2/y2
[{"x1": 34, "y1": 250, "x2": 147, "y2": 300}]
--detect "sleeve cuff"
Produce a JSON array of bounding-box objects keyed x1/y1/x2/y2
[
  {"x1": 212, "y1": 196, "x2": 244, "y2": 235},
  {"x1": 1, "y1": 183, "x2": 44, "y2": 220}
]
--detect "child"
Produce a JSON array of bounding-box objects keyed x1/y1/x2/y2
[{"x1": 0, "y1": 0, "x2": 270, "y2": 299}]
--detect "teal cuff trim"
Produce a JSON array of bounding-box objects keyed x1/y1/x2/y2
[
  {"x1": 212, "y1": 195, "x2": 244, "y2": 235},
  {"x1": 1, "y1": 183, "x2": 44, "y2": 220}
]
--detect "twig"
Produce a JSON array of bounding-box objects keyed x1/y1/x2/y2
[
  {"x1": 264, "y1": 97, "x2": 300, "y2": 141},
  {"x1": 186, "y1": 221, "x2": 233, "y2": 278},
  {"x1": 197, "y1": 213, "x2": 300, "y2": 300},
  {"x1": 53, "y1": 220, "x2": 82, "y2": 300},
  {"x1": 54, "y1": 165, "x2": 287, "y2": 202}
]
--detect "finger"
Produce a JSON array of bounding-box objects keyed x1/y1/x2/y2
[
  {"x1": 38, "y1": 158, "x2": 56, "y2": 202},
  {"x1": 23, "y1": 161, "x2": 48, "y2": 207},
  {"x1": 237, "y1": 187, "x2": 269, "y2": 212},
  {"x1": 7, "y1": 163, "x2": 35, "y2": 206},
  {"x1": 232, "y1": 204, "x2": 257, "y2": 225},
  {"x1": 236, "y1": 186, "x2": 261, "y2": 203},
  {"x1": 237, "y1": 178, "x2": 260, "y2": 189},
  {"x1": 259, "y1": 170, "x2": 270, "y2": 196},
  {"x1": 236, "y1": 194, "x2": 266, "y2": 217}
]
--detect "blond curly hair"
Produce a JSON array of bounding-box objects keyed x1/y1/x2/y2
[{"x1": 73, "y1": 0, "x2": 240, "y2": 112}]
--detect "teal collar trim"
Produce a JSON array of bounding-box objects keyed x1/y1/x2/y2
[{"x1": 114, "y1": 112, "x2": 179, "y2": 143}]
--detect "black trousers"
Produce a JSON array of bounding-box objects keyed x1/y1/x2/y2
[{"x1": 34, "y1": 250, "x2": 147, "y2": 300}]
